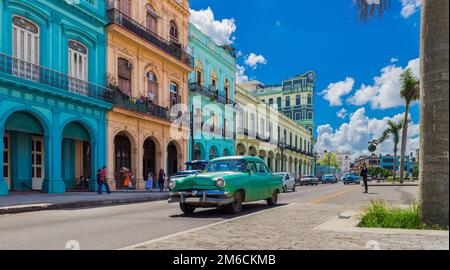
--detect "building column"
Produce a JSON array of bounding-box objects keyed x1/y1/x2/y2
[
  {"x1": 42, "y1": 134, "x2": 66, "y2": 194},
  {"x1": 106, "y1": 126, "x2": 116, "y2": 190},
  {"x1": 0, "y1": 128, "x2": 8, "y2": 196},
  {"x1": 89, "y1": 142, "x2": 99, "y2": 192}
]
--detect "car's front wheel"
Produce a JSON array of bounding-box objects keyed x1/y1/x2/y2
[
  {"x1": 226, "y1": 191, "x2": 243, "y2": 214},
  {"x1": 180, "y1": 203, "x2": 196, "y2": 215},
  {"x1": 266, "y1": 190, "x2": 278, "y2": 206},
  {"x1": 292, "y1": 184, "x2": 296, "y2": 192}
]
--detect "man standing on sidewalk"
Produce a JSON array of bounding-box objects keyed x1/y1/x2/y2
[{"x1": 360, "y1": 163, "x2": 369, "y2": 194}]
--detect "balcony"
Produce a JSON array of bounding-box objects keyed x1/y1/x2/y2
[
  {"x1": 107, "y1": 9, "x2": 193, "y2": 68},
  {"x1": 107, "y1": 87, "x2": 170, "y2": 121},
  {"x1": 0, "y1": 53, "x2": 110, "y2": 103},
  {"x1": 189, "y1": 83, "x2": 233, "y2": 105}
]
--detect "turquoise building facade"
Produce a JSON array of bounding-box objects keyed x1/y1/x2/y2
[
  {"x1": 0, "y1": 0, "x2": 111, "y2": 196},
  {"x1": 188, "y1": 23, "x2": 236, "y2": 161}
]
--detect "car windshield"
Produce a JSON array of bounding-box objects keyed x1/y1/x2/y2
[{"x1": 205, "y1": 160, "x2": 247, "y2": 173}]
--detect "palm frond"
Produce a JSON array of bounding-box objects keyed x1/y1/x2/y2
[{"x1": 354, "y1": 0, "x2": 391, "y2": 21}]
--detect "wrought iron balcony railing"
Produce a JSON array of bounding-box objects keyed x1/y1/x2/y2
[
  {"x1": 107, "y1": 87, "x2": 170, "y2": 120},
  {"x1": 189, "y1": 83, "x2": 233, "y2": 104},
  {"x1": 0, "y1": 53, "x2": 110, "y2": 103},
  {"x1": 107, "y1": 9, "x2": 193, "y2": 68}
]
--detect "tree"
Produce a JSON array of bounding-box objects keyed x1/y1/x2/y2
[
  {"x1": 376, "y1": 120, "x2": 403, "y2": 181},
  {"x1": 354, "y1": 0, "x2": 449, "y2": 227},
  {"x1": 318, "y1": 152, "x2": 339, "y2": 169},
  {"x1": 418, "y1": 1, "x2": 449, "y2": 226},
  {"x1": 399, "y1": 68, "x2": 420, "y2": 183}
]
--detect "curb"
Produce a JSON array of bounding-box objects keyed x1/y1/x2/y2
[
  {"x1": 0, "y1": 194, "x2": 170, "y2": 215},
  {"x1": 366, "y1": 183, "x2": 419, "y2": 187}
]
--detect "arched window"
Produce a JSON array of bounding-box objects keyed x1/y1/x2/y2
[
  {"x1": 146, "y1": 4, "x2": 157, "y2": 33},
  {"x1": 169, "y1": 20, "x2": 178, "y2": 43},
  {"x1": 169, "y1": 82, "x2": 179, "y2": 108},
  {"x1": 195, "y1": 61, "x2": 203, "y2": 85},
  {"x1": 12, "y1": 16, "x2": 40, "y2": 80},
  {"x1": 118, "y1": 58, "x2": 132, "y2": 96},
  {"x1": 68, "y1": 40, "x2": 89, "y2": 95},
  {"x1": 146, "y1": 71, "x2": 158, "y2": 104}
]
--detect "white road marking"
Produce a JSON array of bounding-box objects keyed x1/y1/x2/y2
[{"x1": 119, "y1": 203, "x2": 296, "y2": 250}]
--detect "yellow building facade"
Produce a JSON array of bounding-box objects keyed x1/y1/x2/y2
[
  {"x1": 105, "y1": 0, "x2": 193, "y2": 189},
  {"x1": 235, "y1": 85, "x2": 314, "y2": 178}
]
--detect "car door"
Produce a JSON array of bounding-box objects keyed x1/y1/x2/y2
[
  {"x1": 245, "y1": 161, "x2": 260, "y2": 202},
  {"x1": 288, "y1": 173, "x2": 295, "y2": 189},
  {"x1": 256, "y1": 161, "x2": 272, "y2": 199}
]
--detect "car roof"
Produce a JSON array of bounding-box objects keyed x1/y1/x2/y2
[{"x1": 210, "y1": 156, "x2": 265, "y2": 163}]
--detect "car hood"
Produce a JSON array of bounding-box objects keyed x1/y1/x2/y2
[{"x1": 174, "y1": 171, "x2": 241, "y2": 190}]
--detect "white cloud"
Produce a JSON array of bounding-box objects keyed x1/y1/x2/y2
[
  {"x1": 336, "y1": 108, "x2": 348, "y2": 119},
  {"x1": 316, "y1": 108, "x2": 420, "y2": 160},
  {"x1": 391, "y1": 57, "x2": 399, "y2": 63},
  {"x1": 244, "y1": 53, "x2": 267, "y2": 69},
  {"x1": 347, "y1": 58, "x2": 420, "y2": 109},
  {"x1": 236, "y1": 64, "x2": 249, "y2": 84},
  {"x1": 190, "y1": 7, "x2": 237, "y2": 46},
  {"x1": 320, "y1": 77, "x2": 355, "y2": 106},
  {"x1": 400, "y1": 0, "x2": 421, "y2": 18}
]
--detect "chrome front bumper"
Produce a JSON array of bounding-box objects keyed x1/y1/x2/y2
[{"x1": 169, "y1": 190, "x2": 233, "y2": 205}]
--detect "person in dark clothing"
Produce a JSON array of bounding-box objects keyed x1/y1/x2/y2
[
  {"x1": 158, "y1": 169, "x2": 166, "y2": 192},
  {"x1": 360, "y1": 163, "x2": 369, "y2": 193}
]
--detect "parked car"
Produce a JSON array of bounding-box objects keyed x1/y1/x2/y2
[
  {"x1": 321, "y1": 174, "x2": 337, "y2": 184},
  {"x1": 343, "y1": 173, "x2": 361, "y2": 185},
  {"x1": 299, "y1": 175, "x2": 319, "y2": 186},
  {"x1": 168, "y1": 156, "x2": 284, "y2": 214},
  {"x1": 273, "y1": 172, "x2": 296, "y2": 192}
]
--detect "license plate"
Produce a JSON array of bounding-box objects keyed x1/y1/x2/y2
[{"x1": 185, "y1": 197, "x2": 202, "y2": 203}]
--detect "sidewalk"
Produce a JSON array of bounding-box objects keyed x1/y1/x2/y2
[
  {"x1": 129, "y1": 202, "x2": 448, "y2": 250},
  {"x1": 0, "y1": 190, "x2": 170, "y2": 215}
]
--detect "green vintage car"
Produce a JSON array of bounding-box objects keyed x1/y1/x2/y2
[{"x1": 168, "y1": 156, "x2": 284, "y2": 214}]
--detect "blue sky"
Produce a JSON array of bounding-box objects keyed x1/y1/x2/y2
[{"x1": 190, "y1": 0, "x2": 422, "y2": 157}]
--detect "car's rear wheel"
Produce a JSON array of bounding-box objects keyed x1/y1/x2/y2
[
  {"x1": 226, "y1": 191, "x2": 243, "y2": 214},
  {"x1": 283, "y1": 185, "x2": 287, "y2": 193},
  {"x1": 292, "y1": 185, "x2": 296, "y2": 192},
  {"x1": 180, "y1": 203, "x2": 196, "y2": 215},
  {"x1": 266, "y1": 190, "x2": 278, "y2": 206}
]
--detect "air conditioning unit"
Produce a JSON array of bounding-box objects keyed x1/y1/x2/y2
[{"x1": 126, "y1": 62, "x2": 133, "y2": 70}]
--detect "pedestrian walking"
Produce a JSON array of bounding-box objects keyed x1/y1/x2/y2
[
  {"x1": 97, "y1": 166, "x2": 111, "y2": 194},
  {"x1": 360, "y1": 163, "x2": 369, "y2": 193},
  {"x1": 147, "y1": 172, "x2": 154, "y2": 192},
  {"x1": 158, "y1": 169, "x2": 166, "y2": 192},
  {"x1": 122, "y1": 168, "x2": 133, "y2": 191}
]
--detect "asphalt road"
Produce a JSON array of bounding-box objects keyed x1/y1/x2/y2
[{"x1": 0, "y1": 183, "x2": 417, "y2": 250}]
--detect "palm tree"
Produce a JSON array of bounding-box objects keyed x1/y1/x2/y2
[
  {"x1": 354, "y1": 0, "x2": 449, "y2": 227},
  {"x1": 377, "y1": 120, "x2": 403, "y2": 181},
  {"x1": 399, "y1": 68, "x2": 420, "y2": 183},
  {"x1": 418, "y1": 1, "x2": 449, "y2": 226}
]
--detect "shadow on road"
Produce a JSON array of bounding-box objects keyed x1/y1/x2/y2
[{"x1": 169, "y1": 203, "x2": 289, "y2": 219}]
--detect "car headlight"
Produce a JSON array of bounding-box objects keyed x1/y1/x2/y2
[
  {"x1": 168, "y1": 179, "x2": 176, "y2": 189},
  {"x1": 216, "y1": 178, "x2": 226, "y2": 188}
]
